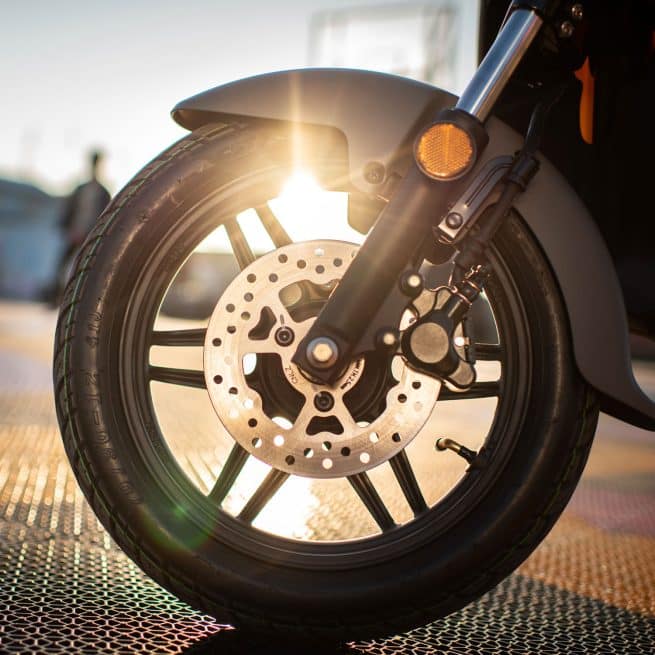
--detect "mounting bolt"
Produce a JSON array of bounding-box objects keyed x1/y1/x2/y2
[
  {"x1": 445, "y1": 212, "x2": 463, "y2": 229},
  {"x1": 364, "y1": 161, "x2": 386, "y2": 185},
  {"x1": 314, "y1": 391, "x2": 335, "y2": 412},
  {"x1": 570, "y1": 3, "x2": 583, "y2": 21},
  {"x1": 558, "y1": 20, "x2": 574, "y2": 38},
  {"x1": 306, "y1": 337, "x2": 339, "y2": 368},
  {"x1": 274, "y1": 326, "x2": 295, "y2": 347},
  {"x1": 377, "y1": 328, "x2": 399, "y2": 350},
  {"x1": 400, "y1": 271, "x2": 424, "y2": 297}
]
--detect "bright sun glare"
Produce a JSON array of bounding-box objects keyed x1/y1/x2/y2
[
  {"x1": 279, "y1": 169, "x2": 323, "y2": 207},
  {"x1": 196, "y1": 169, "x2": 363, "y2": 253}
]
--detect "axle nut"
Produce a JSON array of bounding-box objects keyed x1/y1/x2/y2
[{"x1": 306, "y1": 337, "x2": 339, "y2": 368}]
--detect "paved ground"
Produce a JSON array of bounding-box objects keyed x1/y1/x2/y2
[{"x1": 1, "y1": 300, "x2": 654, "y2": 654}]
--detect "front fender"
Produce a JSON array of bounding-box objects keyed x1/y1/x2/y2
[
  {"x1": 173, "y1": 69, "x2": 455, "y2": 196},
  {"x1": 173, "y1": 69, "x2": 655, "y2": 430}
]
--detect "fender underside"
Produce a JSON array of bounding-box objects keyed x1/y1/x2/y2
[{"x1": 173, "y1": 69, "x2": 655, "y2": 430}]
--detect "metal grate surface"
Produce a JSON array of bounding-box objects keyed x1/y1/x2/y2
[
  {"x1": 1, "y1": 302, "x2": 655, "y2": 653},
  {"x1": 2, "y1": 522, "x2": 654, "y2": 655}
]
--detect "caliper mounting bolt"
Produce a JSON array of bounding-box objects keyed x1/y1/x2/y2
[
  {"x1": 377, "y1": 328, "x2": 399, "y2": 350},
  {"x1": 400, "y1": 271, "x2": 424, "y2": 297}
]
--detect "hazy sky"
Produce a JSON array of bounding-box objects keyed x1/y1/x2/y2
[{"x1": 1, "y1": 0, "x2": 477, "y2": 194}]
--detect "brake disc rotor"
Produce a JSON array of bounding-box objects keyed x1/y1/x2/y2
[{"x1": 204, "y1": 240, "x2": 440, "y2": 478}]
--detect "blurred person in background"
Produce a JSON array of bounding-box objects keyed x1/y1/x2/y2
[{"x1": 47, "y1": 150, "x2": 110, "y2": 305}]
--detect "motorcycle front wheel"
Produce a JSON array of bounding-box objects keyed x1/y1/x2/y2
[{"x1": 54, "y1": 123, "x2": 599, "y2": 641}]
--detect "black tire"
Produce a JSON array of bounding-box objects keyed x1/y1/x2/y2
[{"x1": 53, "y1": 124, "x2": 599, "y2": 642}]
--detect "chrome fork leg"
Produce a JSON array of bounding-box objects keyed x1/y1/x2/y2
[{"x1": 456, "y1": 8, "x2": 544, "y2": 121}]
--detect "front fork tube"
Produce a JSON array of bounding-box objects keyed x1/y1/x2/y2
[
  {"x1": 455, "y1": 8, "x2": 544, "y2": 120},
  {"x1": 292, "y1": 165, "x2": 456, "y2": 383},
  {"x1": 292, "y1": 6, "x2": 544, "y2": 383}
]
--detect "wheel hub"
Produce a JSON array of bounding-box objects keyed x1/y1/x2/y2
[{"x1": 204, "y1": 240, "x2": 440, "y2": 478}]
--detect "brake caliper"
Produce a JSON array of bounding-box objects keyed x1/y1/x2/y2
[{"x1": 401, "y1": 266, "x2": 487, "y2": 388}]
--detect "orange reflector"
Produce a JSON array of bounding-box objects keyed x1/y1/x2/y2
[{"x1": 415, "y1": 122, "x2": 474, "y2": 179}]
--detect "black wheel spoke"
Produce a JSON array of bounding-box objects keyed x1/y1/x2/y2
[
  {"x1": 474, "y1": 343, "x2": 502, "y2": 361},
  {"x1": 209, "y1": 443, "x2": 249, "y2": 504},
  {"x1": 438, "y1": 380, "x2": 501, "y2": 401},
  {"x1": 389, "y1": 449, "x2": 428, "y2": 516},
  {"x1": 148, "y1": 366, "x2": 206, "y2": 389},
  {"x1": 224, "y1": 217, "x2": 256, "y2": 270},
  {"x1": 255, "y1": 204, "x2": 291, "y2": 248},
  {"x1": 150, "y1": 328, "x2": 207, "y2": 347},
  {"x1": 238, "y1": 468, "x2": 289, "y2": 523},
  {"x1": 348, "y1": 472, "x2": 396, "y2": 532}
]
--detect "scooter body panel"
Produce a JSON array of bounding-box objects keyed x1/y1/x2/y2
[{"x1": 172, "y1": 68, "x2": 655, "y2": 430}]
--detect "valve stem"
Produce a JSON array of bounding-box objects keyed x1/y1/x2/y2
[{"x1": 435, "y1": 437, "x2": 478, "y2": 464}]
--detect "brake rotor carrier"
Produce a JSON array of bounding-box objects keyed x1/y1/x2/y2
[{"x1": 204, "y1": 240, "x2": 440, "y2": 478}]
